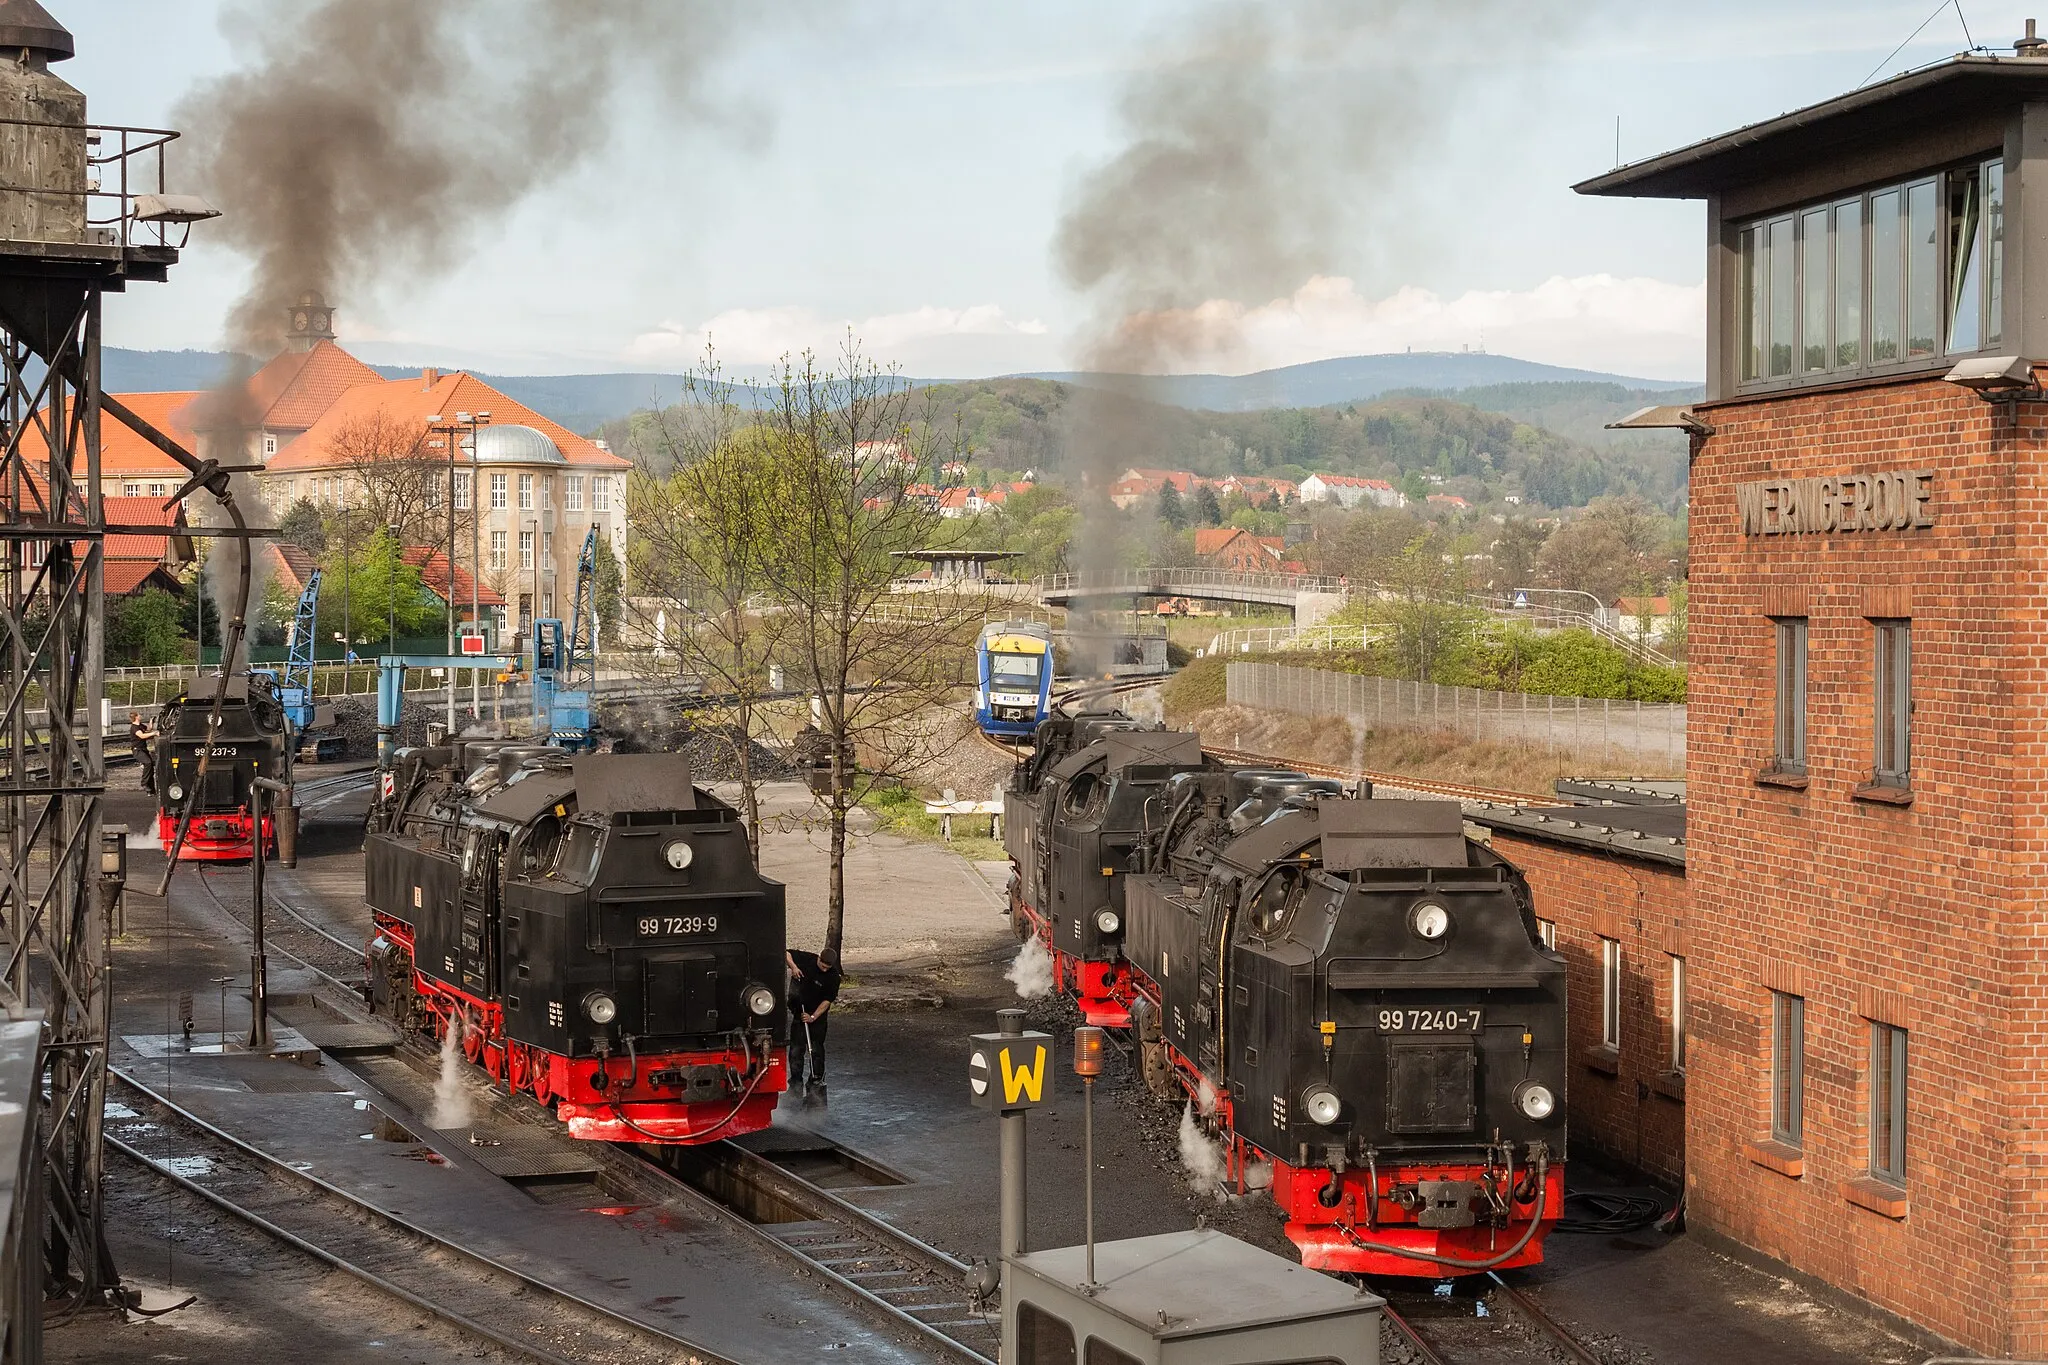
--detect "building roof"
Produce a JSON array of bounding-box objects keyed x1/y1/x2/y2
[
  {"x1": 103, "y1": 561, "x2": 182, "y2": 596},
  {"x1": 1193, "y1": 527, "x2": 1284, "y2": 556},
  {"x1": 265, "y1": 542, "x2": 319, "y2": 594},
  {"x1": 1574, "y1": 55, "x2": 2048, "y2": 200},
  {"x1": 401, "y1": 546, "x2": 507, "y2": 608},
  {"x1": 268, "y1": 369, "x2": 627, "y2": 474},
  {"x1": 1307, "y1": 473, "x2": 1394, "y2": 489},
  {"x1": 1612, "y1": 595, "x2": 1674, "y2": 615},
  {"x1": 244, "y1": 340, "x2": 385, "y2": 430},
  {"x1": 1467, "y1": 797, "x2": 1686, "y2": 868}
]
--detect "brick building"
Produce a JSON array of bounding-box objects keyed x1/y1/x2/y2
[
  {"x1": 1470, "y1": 785, "x2": 1689, "y2": 1187},
  {"x1": 1578, "y1": 41, "x2": 2048, "y2": 1355}
]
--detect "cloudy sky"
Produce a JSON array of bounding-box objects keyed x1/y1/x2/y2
[{"x1": 69, "y1": 1, "x2": 2022, "y2": 381}]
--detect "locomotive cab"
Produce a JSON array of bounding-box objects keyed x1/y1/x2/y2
[{"x1": 155, "y1": 673, "x2": 292, "y2": 860}]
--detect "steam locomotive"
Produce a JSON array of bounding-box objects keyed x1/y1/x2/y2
[
  {"x1": 1003, "y1": 711, "x2": 1568, "y2": 1276},
  {"x1": 155, "y1": 673, "x2": 293, "y2": 861},
  {"x1": 363, "y1": 745, "x2": 789, "y2": 1143}
]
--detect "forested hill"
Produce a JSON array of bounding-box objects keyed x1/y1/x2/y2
[{"x1": 602, "y1": 377, "x2": 1690, "y2": 512}]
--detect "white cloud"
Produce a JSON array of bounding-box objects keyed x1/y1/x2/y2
[
  {"x1": 626, "y1": 302, "x2": 1048, "y2": 368},
  {"x1": 1095, "y1": 274, "x2": 1706, "y2": 381}
]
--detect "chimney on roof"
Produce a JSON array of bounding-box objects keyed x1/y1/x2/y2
[
  {"x1": 284, "y1": 290, "x2": 335, "y2": 352},
  {"x1": 2020, "y1": 18, "x2": 2047, "y2": 54},
  {"x1": 420, "y1": 367, "x2": 439, "y2": 387}
]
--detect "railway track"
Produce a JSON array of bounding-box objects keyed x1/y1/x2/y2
[
  {"x1": 104, "y1": 1066, "x2": 739, "y2": 1365},
  {"x1": 1200, "y1": 745, "x2": 1560, "y2": 807},
  {"x1": 643, "y1": 1141, "x2": 997, "y2": 1365},
  {"x1": 1379, "y1": 1274, "x2": 1606, "y2": 1365}
]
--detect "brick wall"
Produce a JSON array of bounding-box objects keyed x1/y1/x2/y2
[
  {"x1": 1687, "y1": 374, "x2": 2045, "y2": 1355},
  {"x1": 1486, "y1": 830, "x2": 1688, "y2": 1186}
]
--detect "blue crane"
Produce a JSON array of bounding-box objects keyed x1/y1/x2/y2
[
  {"x1": 265, "y1": 566, "x2": 345, "y2": 761},
  {"x1": 531, "y1": 526, "x2": 602, "y2": 751}
]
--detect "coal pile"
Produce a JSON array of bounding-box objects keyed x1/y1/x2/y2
[
  {"x1": 601, "y1": 703, "x2": 797, "y2": 783},
  {"x1": 330, "y1": 695, "x2": 436, "y2": 758}
]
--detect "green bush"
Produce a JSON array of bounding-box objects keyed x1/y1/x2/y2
[
  {"x1": 1162, "y1": 654, "x2": 1228, "y2": 714},
  {"x1": 1259, "y1": 622, "x2": 1685, "y2": 702}
]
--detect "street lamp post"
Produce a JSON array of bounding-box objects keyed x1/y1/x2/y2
[{"x1": 464, "y1": 412, "x2": 492, "y2": 718}]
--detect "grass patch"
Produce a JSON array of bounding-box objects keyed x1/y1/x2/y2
[
  {"x1": 1162, "y1": 654, "x2": 1227, "y2": 718},
  {"x1": 865, "y1": 783, "x2": 1007, "y2": 863}
]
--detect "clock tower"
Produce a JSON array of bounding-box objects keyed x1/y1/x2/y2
[{"x1": 283, "y1": 289, "x2": 335, "y2": 352}]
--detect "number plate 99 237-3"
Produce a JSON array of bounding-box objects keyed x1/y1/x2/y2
[{"x1": 1377, "y1": 1007, "x2": 1483, "y2": 1033}]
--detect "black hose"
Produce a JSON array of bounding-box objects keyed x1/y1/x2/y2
[{"x1": 1553, "y1": 1189, "x2": 1669, "y2": 1235}]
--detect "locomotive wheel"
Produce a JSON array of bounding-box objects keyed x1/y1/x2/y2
[
  {"x1": 483, "y1": 1043, "x2": 504, "y2": 1081},
  {"x1": 529, "y1": 1049, "x2": 553, "y2": 1105},
  {"x1": 1009, "y1": 898, "x2": 1032, "y2": 942},
  {"x1": 1141, "y1": 1039, "x2": 1175, "y2": 1099},
  {"x1": 508, "y1": 1043, "x2": 532, "y2": 1095},
  {"x1": 463, "y1": 1021, "x2": 484, "y2": 1064}
]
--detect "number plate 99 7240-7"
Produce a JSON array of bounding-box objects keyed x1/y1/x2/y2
[
  {"x1": 1376, "y1": 1007, "x2": 1483, "y2": 1033},
  {"x1": 638, "y1": 914, "x2": 719, "y2": 937}
]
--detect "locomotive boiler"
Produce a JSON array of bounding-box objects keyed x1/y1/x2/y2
[
  {"x1": 1003, "y1": 712, "x2": 1569, "y2": 1276},
  {"x1": 155, "y1": 673, "x2": 293, "y2": 861},
  {"x1": 364, "y1": 746, "x2": 788, "y2": 1143}
]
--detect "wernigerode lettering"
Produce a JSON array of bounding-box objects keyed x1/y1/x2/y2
[{"x1": 1735, "y1": 468, "x2": 1934, "y2": 537}]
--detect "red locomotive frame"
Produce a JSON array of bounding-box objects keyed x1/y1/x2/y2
[
  {"x1": 371, "y1": 912, "x2": 787, "y2": 1144},
  {"x1": 157, "y1": 807, "x2": 276, "y2": 862},
  {"x1": 1009, "y1": 887, "x2": 1561, "y2": 1277}
]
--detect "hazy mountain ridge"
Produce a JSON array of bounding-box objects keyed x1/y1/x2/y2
[{"x1": 100, "y1": 347, "x2": 1696, "y2": 439}]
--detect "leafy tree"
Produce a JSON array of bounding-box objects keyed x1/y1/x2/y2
[
  {"x1": 276, "y1": 498, "x2": 327, "y2": 550},
  {"x1": 1489, "y1": 517, "x2": 1549, "y2": 592},
  {"x1": 1193, "y1": 482, "x2": 1223, "y2": 526},
  {"x1": 267, "y1": 526, "x2": 440, "y2": 652},
  {"x1": 106, "y1": 587, "x2": 189, "y2": 666},
  {"x1": 593, "y1": 539, "x2": 626, "y2": 638},
  {"x1": 751, "y1": 337, "x2": 986, "y2": 959},
  {"x1": 1156, "y1": 481, "x2": 1187, "y2": 529}
]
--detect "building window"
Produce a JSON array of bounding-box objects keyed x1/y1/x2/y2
[
  {"x1": 490, "y1": 531, "x2": 506, "y2": 571},
  {"x1": 491, "y1": 473, "x2": 508, "y2": 510},
  {"x1": 1738, "y1": 158, "x2": 2002, "y2": 388},
  {"x1": 426, "y1": 480, "x2": 441, "y2": 510},
  {"x1": 519, "y1": 530, "x2": 534, "y2": 570},
  {"x1": 1869, "y1": 1023, "x2": 1907, "y2": 1186},
  {"x1": 454, "y1": 473, "x2": 471, "y2": 510},
  {"x1": 149, "y1": 482, "x2": 166, "y2": 498},
  {"x1": 1670, "y1": 956, "x2": 1687, "y2": 1074},
  {"x1": 594, "y1": 476, "x2": 611, "y2": 511},
  {"x1": 542, "y1": 476, "x2": 552, "y2": 510},
  {"x1": 262, "y1": 433, "x2": 278, "y2": 457},
  {"x1": 1773, "y1": 617, "x2": 1808, "y2": 773},
  {"x1": 1873, "y1": 619, "x2": 1911, "y2": 788},
  {"x1": 122, "y1": 482, "x2": 140, "y2": 497},
  {"x1": 518, "y1": 592, "x2": 532, "y2": 623},
  {"x1": 566, "y1": 475, "x2": 583, "y2": 511},
  {"x1": 1600, "y1": 937, "x2": 1620, "y2": 1049},
  {"x1": 518, "y1": 474, "x2": 533, "y2": 511},
  {"x1": 1771, "y1": 991, "x2": 1805, "y2": 1147},
  {"x1": 1084, "y1": 1339, "x2": 1141, "y2": 1365},
  {"x1": 1536, "y1": 918, "x2": 1556, "y2": 950}
]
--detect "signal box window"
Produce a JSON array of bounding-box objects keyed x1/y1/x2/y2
[
  {"x1": 1016, "y1": 1303, "x2": 1075, "y2": 1365},
  {"x1": 1772, "y1": 617, "x2": 1807, "y2": 774},
  {"x1": 1872, "y1": 619, "x2": 1911, "y2": 789},
  {"x1": 1084, "y1": 1341, "x2": 1142, "y2": 1365},
  {"x1": 1600, "y1": 938, "x2": 1620, "y2": 1049},
  {"x1": 1669, "y1": 956, "x2": 1687, "y2": 1074},
  {"x1": 1870, "y1": 1023, "x2": 1908, "y2": 1186},
  {"x1": 1771, "y1": 991, "x2": 1805, "y2": 1148}
]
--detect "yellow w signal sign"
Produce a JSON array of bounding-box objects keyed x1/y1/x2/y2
[{"x1": 967, "y1": 1028, "x2": 1053, "y2": 1113}]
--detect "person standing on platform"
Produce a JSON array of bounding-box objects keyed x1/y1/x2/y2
[
  {"x1": 785, "y1": 946, "x2": 841, "y2": 1106},
  {"x1": 128, "y1": 711, "x2": 158, "y2": 794}
]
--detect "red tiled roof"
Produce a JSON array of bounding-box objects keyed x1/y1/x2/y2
[
  {"x1": 264, "y1": 542, "x2": 319, "y2": 593},
  {"x1": 245, "y1": 341, "x2": 385, "y2": 431},
  {"x1": 268, "y1": 369, "x2": 627, "y2": 474},
  {"x1": 104, "y1": 561, "x2": 179, "y2": 595},
  {"x1": 401, "y1": 546, "x2": 507, "y2": 608}
]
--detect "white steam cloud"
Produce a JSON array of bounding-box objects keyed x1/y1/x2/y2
[
  {"x1": 1006, "y1": 936, "x2": 1055, "y2": 1001},
  {"x1": 427, "y1": 1016, "x2": 474, "y2": 1130},
  {"x1": 1177, "y1": 1102, "x2": 1228, "y2": 1200}
]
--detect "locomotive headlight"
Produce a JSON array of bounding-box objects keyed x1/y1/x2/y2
[
  {"x1": 663, "y1": 840, "x2": 694, "y2": 871},
  {"x1": 1514, "y1": 1080, "x2": 1557, "y2": 1121},
  {"x1": 167, "y1": 783, "x2": 184, "y2": 802},
  {"x1": 745, "y1": 984, "x2": 776, "y2": 1016},
  {"x1": 1408, "y1": 900, "x2": 1451, "y2": 941},
  {"x1": 1095, "y1": 908, "x2": 1120, "y2": 935},
  {"x1": 1302, "y1": 1085, "x2": 1342, "y2": 1126},
  {"x1": 584, "y1": 991, "x2": 618, "y2": 1025}
]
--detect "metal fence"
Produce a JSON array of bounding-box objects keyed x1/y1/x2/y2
[{"x1": 1226, "y1": 662, "x2": 1685, "y2": 770}]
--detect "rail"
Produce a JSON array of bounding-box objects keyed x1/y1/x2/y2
[
  {"x1": 1035, "y1": 567, "x2": 1348, "y2": 599},
  {"x1": 1463, "y1": 591, "x2": 1680, "y2": 668},
  {"x1": 1203, "y1": 623, "x2": 1388, "y2": 655}
]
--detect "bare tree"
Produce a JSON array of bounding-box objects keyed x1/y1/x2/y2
[
  {"x1": 753, "y1": 337, "x2": 985, "y2": 958},
  {"x1": 627, "y1": 350, "x2": 785, "y2": 858},
  {"x1": 325, "y1": 410, "x2": 477, "y2": 551}
]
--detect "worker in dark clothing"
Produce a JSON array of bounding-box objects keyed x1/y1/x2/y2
[
  {"x1": 785, "y1": 947, "x2": 842, "y2": 1106},
  {"x1": 128, "y1": 712, "x2": 158, "y2": 794}
]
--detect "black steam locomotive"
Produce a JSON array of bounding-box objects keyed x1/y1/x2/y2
[
  {"x1": 364, "y1": 746, "x2": 789, "y2": 1143},
  {"x1": 154, "y1": 674, "x2": 293, "y2": 861},
  {"x1": 1003, "y1": 711, "x2": 1568, "y2": 1277}
]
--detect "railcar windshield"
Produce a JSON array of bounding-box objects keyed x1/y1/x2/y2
[{"x1": 990, "y1": 651, "x2": 1045, "y2": 691}]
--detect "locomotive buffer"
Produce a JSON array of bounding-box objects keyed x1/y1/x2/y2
[{"x1": 968, "y1": 1010, "x2": 1385, "y2": 1365}]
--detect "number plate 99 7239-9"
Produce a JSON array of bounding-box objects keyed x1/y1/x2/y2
[
  {"x1": 1377, "y1": 1007, "x2": 1483, "y2": 1033},
  {"x1": 638, "y1": 915, "x2": 719, "y2": 937}
]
